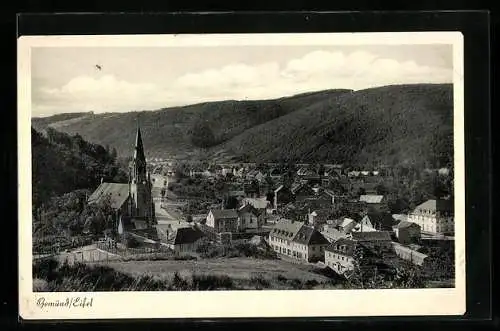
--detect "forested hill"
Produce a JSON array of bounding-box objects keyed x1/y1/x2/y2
[
  {"x1": 32, "y1": 84, "x2": 453, "y2": 168},
  {"x1": 214, "y1": 84, "x2": 454, "y2": 168},
  {"x1": 31, "y1": 127, "x2": 128, "y2": 208}
]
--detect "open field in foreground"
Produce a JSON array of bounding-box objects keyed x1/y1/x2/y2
[{"x1": 98, "y1": 257, "x2": 332, "y2": 283}]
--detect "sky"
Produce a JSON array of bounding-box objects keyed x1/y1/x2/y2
[{"x1": 31, "y1": 44, "x2": 453, "y2": 117}]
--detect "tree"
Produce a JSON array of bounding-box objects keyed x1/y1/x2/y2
[
  {"x1": 393, "y1": 263, "x2": 425, "y2": 288},
  {"x1": 191, "y1": 121, "x2": 217, "y2": 149}
]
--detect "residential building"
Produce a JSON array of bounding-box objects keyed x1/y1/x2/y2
[
  {"x1": 320, "y1": 226, "x2": 346, "y2": 243},
  {"x1": 206, "y1": 209, "x2": 239, "y2": 233},
  {"x1": 407, "y1": 199, "x2": 454, "y2": 235},
  {"x1": 292, "y1": 184, "x2": 315, "y2": 202},
  {"x1": 292, "y1": 225, "x2": 330, "y2": 262},
  {"x1": 273, "y1": 185, "x2": 293, "y2": 209},
  {"x1": 237, "y1": 204, "x2": 264, "y2": 231},
  {"x1": 268, "y1": 220, "x2": 329, "y2": 262},
  {"x1": 164, "y1": 226, "x2": 205, "y2": 255},
  {"x1": 242, "y1": 197, "x2": 271, "y2": 215},
  {"x1": 393, "y1": 221, "x2": 421, "y2": 244},
  {"x1": 361, "y1": 212, "x2": 397, "y2": 231},
  {"x1": 325, "y1": 238, "x2": 358, "y2": 274},
  {"x1": 268, "y1": 220, "x2": 304, "y2": 258},
  {"x1": 338, "y1": 215, "x2": 362, "y2": 234},
  {"x1": 350, "y1": 231, "x2": 393, "y2": 251},
  {"x1": 359, "y1": 194, "x2": 389, "y2": 213}
]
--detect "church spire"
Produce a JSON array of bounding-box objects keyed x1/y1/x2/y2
[
  {"x1": 134, "y1": 121, "x2": 146, "y2": 165},
  {"x1": 132, "y1": 117, "x2": 147, "y2": 184}
]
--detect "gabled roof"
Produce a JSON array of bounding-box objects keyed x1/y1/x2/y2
[
  {"x1": 293, "y1": 226, "x2": 330, "y2": 245},
  {"x1": 321, "y1": 227, "x2": 346, "y2": 242},
  {"x1": 238, "y1": 203, "x2": 260, "y2": 216},
  {"x1": 340, "y1": 217, "x2": 356, "y2": 228},
  {"x1": 88, "y1": 182, "x2": 129, "y2": 209},
  {"x1": 395, "y1": 220, "x2": 421, "y2": 229},
  {"x1": 392, "y1": 214, "x2": 408, "y2": 223},
  {"x1": 169, "y1": 227, "x2": 205, "y2": 245},
  {"x1": 351, "y1": 231, "x2": 392, "y2": 242},
  {"x1": 243, "y1": 198, "x2": 269, "y2": 209},
  {"x1": 364, "y1": 212, "x2": 397, "y2": 230},
  {"x1": 228, "y1": 190, "x2": 246, "y2": 197},
  {"x1": 412, "y1": 199, "x2": 453, "y2": 214},
  {"x1": 359, "y1": 194, "x2": 384, "y2": 204},
  {"x1": 274, "y1": 185, "x2": 284, "y2": 193},
  {"x1": 322, "y1": 189, "x2": 336, "y2": 198},
  {"x1": 292, "y1": 184, "x2": 314, "y2": 195},
  {"x1": 325, "y1": 238, "x2": 358, "y2": 256},
  {"x1": 270, "y1": 220, "x2": 304, "y2": 240},
  {"x1": 210, "y1": 209, "x2": 238, "y2": 220}
]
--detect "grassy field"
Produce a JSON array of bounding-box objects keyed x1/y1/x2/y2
[
  {"x1": 99, "y1": 257, "x2": 332, "y2": 284},
  {"x1": 34, "y1": 256, "x2": 344, "y2": 291}
]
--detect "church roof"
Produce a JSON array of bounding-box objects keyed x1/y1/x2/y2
[
  {"x1": 134, "y1": 126, "x2": 146, "y2": 164},
  {"x1": 88, "y1": 182, "x2": 129, "y2": 209}
]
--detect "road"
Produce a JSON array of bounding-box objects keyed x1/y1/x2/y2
[{"x1": 151, "y1": 174, "x2": 191, "y2": 228}]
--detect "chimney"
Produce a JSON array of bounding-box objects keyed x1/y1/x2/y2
[{"x1": 101, "y1": 177, "x2": 104, "y2": 184}]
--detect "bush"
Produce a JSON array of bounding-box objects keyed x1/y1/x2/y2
[
  {"x1": 289, "y1": 278, "x2": 304, "y2": 290},
  {"x1": 33, "y1": 278, "x2": 49, "y2": 292},
  {"x1": 171, "y1": 272, "x2": 190, "y2": 291},
  {"x1": 275, "y1": 274, "x2": 288, "y2": 283},
  {"x1": 250, "y1": 274, "x2": 271, "y2": 289},
  {"x1": 304, "y1": 279, "x2": 319, "y2": 289},
  {"x1": 33, "y1": 258, "x2": 60, "y2": 282},
  {"x1": 174, "y1": 254, "x2": 197, "y2": 261},
  {"x1": 191, "y1": 274, "x2": 234, "y2": 290}
]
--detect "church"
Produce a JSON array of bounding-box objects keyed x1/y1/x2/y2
[{"x1": 87, "y1": 125, "x2": 157, "y2": 240}]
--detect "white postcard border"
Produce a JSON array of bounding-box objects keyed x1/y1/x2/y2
[{"x1": 18, "y1": 32, "x2": 465, "y2": 319}]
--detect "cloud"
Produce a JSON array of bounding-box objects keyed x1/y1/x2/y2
[{"x1": 33, "y1": 50, "x2": 453, "y2": 117}]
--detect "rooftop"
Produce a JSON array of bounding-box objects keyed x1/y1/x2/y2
[
  {"x1": 395, "y1": 220, "x2": 421, "y2": 229},
  {"x1": 270, "y1": 220, "x2": 304, "y2": 240},
  {"x1": 293, "y1": 226, "x2": 330, "y2": 245},
  {"x1": 351, "y1": 231, "x2": 392, "y2": 242},
  {"x1": 325, "y1": 238, "x2": 357, "y2": 256},
  {"x1": 210, "y1": 209, "x2": 239, "y2": 220},
  {"x1": 359, "y1": 195, "x2": 384, "y2": 204},
  {"x1": 412, "y1": 199, "x2": 453, "y2": 214},
  {"x1": 88, "y1": 182, "x2": 129, "y2": 209},
  {"x1": 169, "y1": 227, "x2": 205, "y2": 245}
]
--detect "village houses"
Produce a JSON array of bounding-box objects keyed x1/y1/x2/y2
[
  {"x1": 237, "y1": 204, "x2": 264, "y2": 231},
  {"x1": 206, "y1": 209, "x2": 239, "y2": 233},
  {"x1": 393, "y1": 221, "x2": 421, "y2": 244},
  {"x1": 406, "y1": 199, "x2": 454, "y2": 235},
  {"x1": 268, "y1": 220, "x2": 330, "y2": 262},
  {"x1": 325, "y1": 238, "x2": 358, "y2": 275}
]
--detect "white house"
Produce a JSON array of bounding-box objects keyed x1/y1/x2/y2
[
  {"x1": 268, "y1": 220, "x2": 329, "y2": 262},
  {"x1": 237, "y1": 204, "x2": 264, "y2": 231},
  {"x1": 206, "y1": 209, "x2": 239, "y2": 233},
  {"x1": 407, "y1": 199, "x2": 454, "y2": 235},
  {"x1": 325, "y1": 238, "x2": 357, "y2": 275}
]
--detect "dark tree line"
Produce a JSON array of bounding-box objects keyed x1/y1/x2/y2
[{"x1": 32, "y1": 127, "x2": 128, "y2": 210}]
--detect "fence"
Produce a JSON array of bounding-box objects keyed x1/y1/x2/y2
[
  {"x1": 95, "y1": 241, "x2": 174, "y2": 258},
  {"x1": 392, "y1": 242, "x2": 428, "y2": 266},
  {"x1": 33, "y1": 236, "x2": 94, "y2": 256},
  {"x1": 59, "y1": 248, "x2": 121, "y2": 265}
]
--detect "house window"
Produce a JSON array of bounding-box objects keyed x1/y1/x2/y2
[{"x1": 312, "y1": 246, "x2": 316, "y2": 251}]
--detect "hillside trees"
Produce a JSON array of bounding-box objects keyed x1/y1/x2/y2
[
  {"x1": 32, "y1": 127, "x2": 128, "y2": 210},
  {"x1": 190, "y1": 120, "x2": 218, "y2": 149}
]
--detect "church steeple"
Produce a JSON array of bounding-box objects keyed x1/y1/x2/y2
[{"x1": 132, "y1": 121, "x2": 147, "y2": 184}]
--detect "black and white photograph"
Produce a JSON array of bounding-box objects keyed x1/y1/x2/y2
[{"x1": 18, "y1": 32, "x2": 465, "y2": 319}]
